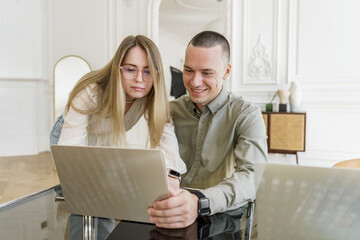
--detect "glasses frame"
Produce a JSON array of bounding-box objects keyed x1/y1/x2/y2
[{"x1": 119, "y1": 65, "x2": 152, "y2": 81}]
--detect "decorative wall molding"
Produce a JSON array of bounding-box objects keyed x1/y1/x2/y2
[
  {"x1": 248, "y1": 34, "x2": 272, "y2": 80},
  {"x1": 122, "y1": 0, "x2": 133, "y2": 8},
  {"x1": 48, "y1": 0, "x2": 55, "y2": 87},
  {"x1": 298, "y1": 150, "x2": 360, "y2": 167},
  {"x1": 287, "y1": 0, "x2": 360, "y2": 109},
  {"x1": 225, "y1": 0, "x2": 232, "y2": 44},
  {"x1": 148, "y1": 0, "x2": 232, "y2": 48},
  {"x1": 105, "y1": 0, "x2": 118, "y2": 62},
  {"x1": 269, "y1": 151, "x2": 359, "y2": 168},
  {"x1": 175, "y1": 0, "x2": 220, "y2": 10},
  {"x1": 0, "y1": 78, "x2": 47, "y2": 82},
  {"x1": 0, "y1": 78, "x2": 48, "y2": 90},
  {"x1": 0, "y1": 80, "x2": 52, "y2": 156},
  {"x1": 148, "y1": 0, "x2": 162, "y2": 44},
  {"x1": 242, "y1": 0, "x2": 279, "y2": 85},
  {"x1": 234, "y1": 90, "x2": 280, "y2": 107},
  {"x1": 223, "y1": 0, "x2": 233, "y2": 92},
  {"x1": 286, "y1": 0, "x2": 296, "y2": 84},
  {"x1": 287, "y1": 0, "x2": 360, "y2": 82}
]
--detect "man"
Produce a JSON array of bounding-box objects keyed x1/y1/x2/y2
[{"x1": 148, "y1": 31, "x2": 268, "y2": 229}]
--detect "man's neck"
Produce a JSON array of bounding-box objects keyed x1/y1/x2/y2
[{"x1": 194, "y1": 88, "x2": 223, "y2": 113}]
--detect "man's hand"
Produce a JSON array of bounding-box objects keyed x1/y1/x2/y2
[{"x1": 148, "y1": 189, "x2": 199, "y2": 229}]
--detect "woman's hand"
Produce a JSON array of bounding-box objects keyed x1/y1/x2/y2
[
  {"x1": 168, "y1": 176, "x2": 180, "y2": 192},
  {"x1": 167, "y1": 169, "x2": 181, "y2": 192}
]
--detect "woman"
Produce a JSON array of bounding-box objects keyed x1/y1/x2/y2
[{"x1": 51, "y1": 35, "x2": 186, "y2": 181}]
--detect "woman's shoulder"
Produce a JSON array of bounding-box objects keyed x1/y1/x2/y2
[
  {"x1": 79, "y1": 83, "x2": 98, "y2": 103},
  {"x1": 69, "y1": 83, "x2": 98, "y2": 111}
]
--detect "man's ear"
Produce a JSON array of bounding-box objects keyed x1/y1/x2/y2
[{"x1": 223, "y1": 64, "x2": 232, "y2": 80}]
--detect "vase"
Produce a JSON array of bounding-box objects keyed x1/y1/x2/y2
[
  {"x1": 277, "y1": 90, "x2": 290, "y2": 104},
  {"x1": 289, "y1": 81, "x2": 302, "y2": 112}
]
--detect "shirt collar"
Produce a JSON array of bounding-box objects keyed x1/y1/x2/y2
[
  {"x1": 207, "y1": 87, "x2": 228, "y2": 114},
  {"x1": 185, "y1": 87, "x2": 228, "y2": 115}
]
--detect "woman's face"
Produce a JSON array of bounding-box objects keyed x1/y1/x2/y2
[{"x1": 121, "y1": 46, "x2": 154, "y2": 102}]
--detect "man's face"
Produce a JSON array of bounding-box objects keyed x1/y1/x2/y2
[{"x1": 183, "y1": 44, "x2": 231, "y2": 112}]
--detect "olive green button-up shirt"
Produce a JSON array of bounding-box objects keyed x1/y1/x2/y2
[{"x1": 170, "y1": 88, "x2": 268, "y2": 214}]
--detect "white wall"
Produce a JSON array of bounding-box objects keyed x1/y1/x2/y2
[
  {"x1": 231, "y1": 0, "x2": 360, "y2": 166},
  {"x1": 0, "y1": 0, "x2": 47, "y2": 78},
  {"x1": 50, "y1": 0, "x2": 107, "y2": 71},
  {"x1": 0, "y1": 0, "x2": 49, "y2": 156},
  {"x1": 1, "y1": 0, "x2": 359, "y2": 165},
  {"x1": 0, "y1": 0, "x2": 149, "y2": 156}
]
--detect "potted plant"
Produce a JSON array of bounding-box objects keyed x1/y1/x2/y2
[{"x1": 266, "y1": 93, "x2": 277, "y2": 112}]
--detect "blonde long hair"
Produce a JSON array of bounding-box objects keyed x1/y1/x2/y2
[{"x1": 65, "y1": 35, "x2": 170, "y2": 148}]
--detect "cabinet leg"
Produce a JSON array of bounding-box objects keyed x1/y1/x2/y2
[{"x1": 296, "y1": 152, "x2": 299, "y2": 165}]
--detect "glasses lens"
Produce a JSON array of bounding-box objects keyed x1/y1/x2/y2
[
  {"x1": 143, "y1": 68, "x2": 151, "y2": 80},
  {"x1": 121, "y1": 66, "x2": 137, "y2": 79}
]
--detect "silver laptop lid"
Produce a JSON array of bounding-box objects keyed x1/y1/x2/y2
[
  {"x1": 51, "y1": 145, "x2": 169, "y2": 223},
  {"x1": 255, "y1": 163, "x2": 360, "y2": 240}
]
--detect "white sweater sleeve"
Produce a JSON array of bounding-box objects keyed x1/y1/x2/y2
[
  {"x1": 157, "y1": 123, "x2": 187, "y2": 174},
  {"x1": 58, "y1": 87, "x2": 94, "y2": 146}
]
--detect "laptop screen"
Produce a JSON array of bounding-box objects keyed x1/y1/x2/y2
[
  {"x1": 255, "y1": 163, "x2": 360, "y2": 240},
  {"x1": 51, "y1": 145, "x2": 169, "y2": 223}
]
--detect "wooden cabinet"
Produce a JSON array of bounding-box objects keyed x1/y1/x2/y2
[{"x1": 262, "y1": 112, "x2": 306, "y2": 161}]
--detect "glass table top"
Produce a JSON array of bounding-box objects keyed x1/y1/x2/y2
[
  {"x1": 0, "y1": 185, "x2": 253, "y2": 240},
  {"x1": 2, "y1": 169, "x2": 360, "y2": 240}
]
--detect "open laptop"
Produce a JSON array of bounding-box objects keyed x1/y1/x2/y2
[
  {"x1": 50, "y1": 145, "x2": 169, "y2": 223},
  {"x1": 255, "y1": 163, "x2": 360, "y2": 240}
]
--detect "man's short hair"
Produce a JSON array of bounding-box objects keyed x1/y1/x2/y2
[{"x1": 188, "y1": 31, "x2": 230, "y2": 64}]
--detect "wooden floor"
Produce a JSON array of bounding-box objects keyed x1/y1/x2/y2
[{"x1": 0, "y1": 151, "x2": 59, "y2": 205}]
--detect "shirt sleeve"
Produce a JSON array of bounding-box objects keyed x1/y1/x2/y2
[
  {"x1": 157, "y1": 122, "x2": 187, "y2": 174},
  {"x1": 58, "y1": 87, "x2": 95, "y2": 146},
  {"x1": 202, "y1": 107, "x2": 268, "y2": 214}
]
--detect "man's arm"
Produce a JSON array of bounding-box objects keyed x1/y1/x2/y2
[
  {"x1": 148, "y1": 107, "x2": 267, "y2": 228},
  {"x1": 203, "y1": 107, "x2": 268, "y2": 214}
]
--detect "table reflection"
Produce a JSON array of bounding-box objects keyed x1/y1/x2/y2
[
  {"x1": 106, "y1": 204, "x2": 252, "y2": 240},
  {"x1": 0, "y1": 186, "x2": 253, "y2": 240},
  {"x1": 68, "y1": 215, "x2": 114, "y2": 240}
]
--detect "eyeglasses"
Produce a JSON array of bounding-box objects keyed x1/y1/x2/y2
[{"x1": 120, "y1": 65, "x2": 152, "y2": 81}]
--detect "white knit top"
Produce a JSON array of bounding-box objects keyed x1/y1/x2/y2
[{"x1": 58, "y1": 84, "x2": 186, "y2": 174}]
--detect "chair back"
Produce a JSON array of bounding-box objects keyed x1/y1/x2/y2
[
  {"x1": 333, "y1": 159, "x2": 360, "y2": 168},
  {"x1": 53, "y1": 55, "x2": 91, "y2": 121}
]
